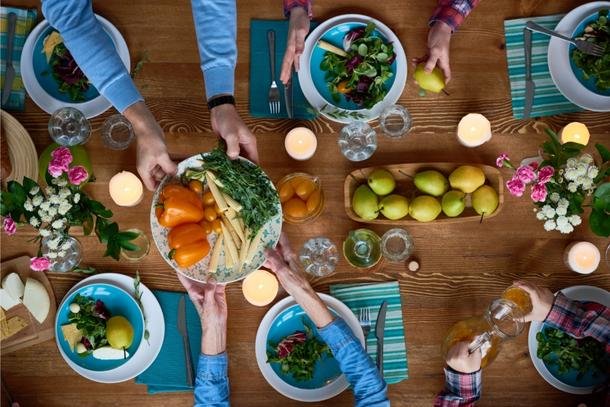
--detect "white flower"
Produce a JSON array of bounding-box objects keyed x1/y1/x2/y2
[
  {"x1": 32, "y1": 195, "x2": 43, "y2": 207},
  {"x1": 556, "y1": 206, "x2": 567, "y2": 216},
  {"x1": 39, "y1": 228, "x2": 52, "y2": 237},
  {"x1": 558, "y1": 198, "x2": 569, "y2": 207},
  {"x1": 40, "y1": 213, "x2": 52, "y2": 223},
  {"x1": 558, "y1": 223, "x2": 574, "y2": 234},
  {"x1": 564, "y1": 169, "x2": 578, "y2": 181},
  {"x1": 29, "y1": 217, "x2": 40, "y2": 228},
  {"x1": 49, "y1": 195, "x2": 61, "y2": 205},
  {"x1": 58, "y1": 188, "x2": 71, "y2": 198},
  {"x1": 569, "y1": 215, "x2": 582, "y2": 226},
  {"x1": 40, "y1": 201, "x2": 51, "y2": 211},
  {"x1": 567, "y1": 158, "x2": 577, "y2": 167},
  {"x1": 580, "y1": 154, "x2": 593, "y2": 164},
  {"x1": 58, "y1": 202, "x2": 72, "y2": 215},
  {"x1": 57, "y1": 250, "x2": 66, "y2": 257},
  {"x1": 587, "y1": 166, "x2": 599, "y2": 179},
  {"x1": 47, "y1": 252, "x2": 58, "y2": 259},
  {"x1": 543, "y1": 205, "x2": 556, "y2": 218},
  {"x1": 45, "y1": 186, "x2": 55, "y2": 196},
  {"x1": 73, "y1": 193, "x2": 81, "y2": 204},
  {"x1": 556, "y1": 216, "x2": 568, "y2": 226},
  {"x1": 29, "y1": 186, "x2": 40, "y2": 195},
  {"x1": 61, "y1": 241, "x2": 72, "y2": 251},
  {"x1": 544, "y1": 220, "x2": 557, "y2": 231},
  {"x1": 575, "y1": 165, "x2": 587, "y2": 177},
  {"x1": 51, "y1": 219, "x2": 64, "y2": 230},
  {"x1": 47, "y1": 237, "x2": 60, "y2": 250},
  {"x1": 56, "y1": 178, "x2": 68, "y2": 187},
  {"x1": 24, "y1": 200, "x2": 34, "y2": 212},
  {"x1": 549, "y1": 193, "x2": 560, "y2": 203},
  {"x1": 568, "y1": 182, "x2": 578, "y2": 193},
  {"x1": 536, "y1": 211, "x2": 546, "y2": 220},
  {"x1": 47, "y1": 206, "x2": 58, "y2": 217}
]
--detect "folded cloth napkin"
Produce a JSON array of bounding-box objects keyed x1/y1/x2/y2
[
  {"x1": 135, "y1": 290, "x2": 202, "y2": 394},
  {"x1": 249, "y1": 19, "x2": 318, "y2": 120},
  {"x1": 0, "y1": 7, "x2": 37, "y2": 111},
  {"x1": 504, "y1": 14, "x2": 583, "y2": 119},
  {"x1": 330, "y1": 281, "x2": 408, "y2": 384}
]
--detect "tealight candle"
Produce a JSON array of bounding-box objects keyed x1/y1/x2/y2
[
  {"x1": 109, "y1": 171, "x2": 144, "y2": 207},
  {"x1": 457, "y1": 113, "x2": 492, "y2": 147},
  {"x1": 242, "y1": 269, "x2": 278, "y2": 306},
  {"x1": 564, "y1": 242, "x2": 601, "y2": 275},
  {"x1": 560, "y1": 122, "x2": 590, "y2": 145},
  {"x1": 285, "y1": 127, "x2": 317, "y2": 160}
]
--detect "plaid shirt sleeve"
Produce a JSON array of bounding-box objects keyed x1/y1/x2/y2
[
  {"x1": 429, "y1": 0, "x2": 481, "y2": 31},
  {"x1": 544, "y1": 292, "x2": 610, "y2": 354},
  {"x1": 283, "y1": 0, "x2": 312, "y2": 18},
  {"x1": 433, "y1": 367, "x2": 481, "y2": 407}
]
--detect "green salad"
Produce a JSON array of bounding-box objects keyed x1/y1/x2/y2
[{"x1": 571, "y1": 9, "x2": 610, "y2": 91}]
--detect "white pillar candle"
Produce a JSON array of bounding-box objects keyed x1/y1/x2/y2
[
  {"x1": 457, "y1": 113, "x2": 492, "y2": 147},
  {"x1": 565, "y1": 242, "x2": 601, "y2": 274},
  {"x1": 560, "y1": 122, "x2": 590, "y2": 145},
  {"x1": 285, "y1": 127, "x2": 317, "y2": 160},
  {"x1": 242, "y1": 269, "x2": 278, "y2": 306},
  {"x1": 109, "y1": 171, "x2": 144, "y2": 207}
]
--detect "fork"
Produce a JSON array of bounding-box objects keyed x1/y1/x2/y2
[
  {"x1": 267, "y1": 29, "x2": 280, "y2": 114},
  {"x1": 358, "y1": 307, "x2": 372, "y2": 351},
  {"x1": 526, "y1": 21, "x2": 605, "y2": 57}
]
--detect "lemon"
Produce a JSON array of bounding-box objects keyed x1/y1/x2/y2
[{"x1": 106, "y1": 316, "x2": 134, "y2": 349}]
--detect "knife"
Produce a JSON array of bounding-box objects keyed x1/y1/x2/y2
[
  {"x1": 2, "y1": 12, "x2": 17, "y2": 105},
  {"x1": 522, "y1": 26, "x2": 535, "y2": 119},
  {"x1": 177, "y1": 295, "x2": 194, "y2": 387},
  {"x1": 284, "y1": 71, "x2": 293, "y2": 119},
  {"x1": 374, "y1": 300, "x2": 388, "y2": 373}
]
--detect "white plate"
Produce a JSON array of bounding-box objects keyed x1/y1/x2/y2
[
  {"x1": 548, "y1": 2, "x2": 610, "y2": 112},
  {"x1": 298, "y1": 14, "x2": 407, "y2": 123},
  {"x1": 255, "y1": 293, "x2": 364, "y2": 402},
  {"x1": 528, "y1": 285, "x2": 610, "y2": 394},
  {"x1": 21, "y1": 15, "x2": 131, "y2": 118},
  {"x1": 55, "y1": 273, "x2": 164, "y2": 383}
]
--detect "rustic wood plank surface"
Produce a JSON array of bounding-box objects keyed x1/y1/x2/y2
[{"x1": 1, "y1": 0, "x2": 609, "y2": 406}]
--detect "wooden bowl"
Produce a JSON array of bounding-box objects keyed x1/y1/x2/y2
[{"x1": 344, "y1": 163, "x2": 504, "y2": 225}]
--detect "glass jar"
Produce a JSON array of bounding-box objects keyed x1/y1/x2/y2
[
  {"x1": 101, "y1": 114, "x2": 135, "y2": 150},
  {"x1": 41, "y1": 235, "x2": 82, "y2": 272},
  {"x1": 343, "y1": 228, "x2": 381, "y2": 269},
  {"x1": 299, "y1": 237, "x2": 339, "y2": 277},
  {"x1": 276, "y1": 172, "x2": 324, "y2": 224},
  {"x1": 501, "y1": 285, "x2": 533, "y2": 315},
  {"x1": 379, "y1": 104, "x2": 412, "y2": 139},
  {"x1": 338, "y1": 121, "x2": 377, "y2": 161},
  {"x1": 381, "y1": 228, "x2": 414, "y2": 262},
  {"x1": 441, "y1": 299, "x2": 525, "y2": 368},
  {"x1": 120, "y1": 228, "x2": 150, "y2": 261},
  {"x1": 48, "y1": 107, "x2": 91, "y2": 146}
]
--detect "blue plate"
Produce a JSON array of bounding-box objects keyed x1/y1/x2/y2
[
  {"x1": 33, "y1": 27, "x2": 100, "y2": 104},
  {"x1": 569, "y1": 11, "x2": 610, "y2": 97},
  {"x1": 55, "y1": 283, "x2": 144, "y2": 372},
  {"x1": 310, "y1": 22, "x2": 397, "y2": 111},
  {"x1": 266, "y1": 304, "x2": 341, "y2": 390}
]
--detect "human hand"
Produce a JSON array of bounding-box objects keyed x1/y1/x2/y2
[
  {"x1": 446, "y1": 341, "x2": 481, "y2": 374},
  {"x1": 413, "y1": 20, "x2": 453, "y2": 84},
  {"x1": 512, "y1": 281, "x2": 555, "y2": 322},
  {"x1": 280, "y1": 7, "x2": 310, "y2": 84},
  {"x1": 210, "y1": 103, "x2": 259, "y2": 163}
]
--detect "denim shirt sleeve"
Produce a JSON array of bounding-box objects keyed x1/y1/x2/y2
[
  {"x1": 318, "y1": 318, "x2": 389, "y2": 407},
  {"x1": 194, "y1": 353, "x2": 230, "y2": 407}
]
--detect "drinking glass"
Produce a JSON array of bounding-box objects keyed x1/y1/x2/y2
[
  {"x1": 120, "y1": 229, "x2": 150, "y2": 261},
  {"x1": 101, "y1": 114, "x2": 135, "y2": 150},
  {"x1": 379, "y1": 104, "x2": 412, "y2": 139},
  {"x1": 338, "y1": 121, "x2": 377, "y2": 161},
  {"x1": 381, "y1": 228, "x2": 413, "y2": 262},
  {"x1": 299, "y1": 237, "x2": 339, "y2": 277},
  {"x1": 48, "y1": 107, "x2": 91, "y2": 146},
  {"x1": 41, "y1": 236, "x2": 82, "y2": 272},
  {"x1": 343, "y1": 228, "x2": 381, "y2": 269}
]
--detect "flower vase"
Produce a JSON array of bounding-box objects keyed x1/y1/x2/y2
[{"x1": 41, "y1": 236, "x2": 82, "y2": 272}]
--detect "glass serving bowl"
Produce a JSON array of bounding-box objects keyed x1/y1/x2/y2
[{"x1": 276, "y1": 172, "x2": 325, "y2": 224}]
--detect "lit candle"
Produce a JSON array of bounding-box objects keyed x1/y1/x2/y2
[
  {"x1": 560, "y1": 122, "x2": 590, "y2": 145},
  {"x1": 242, "y1": 269, "x2": 278, "y2": 306},
  {"x1": 457, "y1": 113, "x2": 492, "y2": 147},
  {"x1": 109, "y1": 171, "x2": 144, "y2": 207},
  {"x1": 565, "y1": 242, "x2": 601, "y2": 274},
  {"x1": 284, "y1": 127, "x2": 317, "y2": 160}
]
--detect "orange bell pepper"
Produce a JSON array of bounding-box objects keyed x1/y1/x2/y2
[
  {"x1": 172, "y1": 240, "x2": 211, "y2": 268},
  {"x1": 168, "y1": 223, "x2": 207, "y2": 249},
  {"x1": 161, "y1": 184, "x2": 203, "y2": 210},
  {"x1": 158, "y1": 196, "x2": 205, "y2": 228}
]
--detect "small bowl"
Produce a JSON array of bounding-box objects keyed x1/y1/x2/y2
[{"x1": 277, "y1": 172, "x2": 325, "y2": 224}]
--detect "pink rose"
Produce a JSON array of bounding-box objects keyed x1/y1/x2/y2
[
  {"x1": 3, "y1": 216, "x2": 16, "y2": 235},
  {"x1": 506, "y1": 176, "x2": 526, "y2": 197},
  {"x1": 515, "y1": 165, "x2": 536, "y2": 184},
  {"x1": 68, "y1": 165, "x2": 88, "y2": 185},
  {"x1": 531, "y1": 182, "x2": 548, "y2": 203},
  {"x1": 537, "y1": 166, "x2": 555, "y2": 184},
  {"x1": 48, "y1": 147, "x2": 73, "y2": 177},
  {"x1": 528, "y1": 161, "x2": 539, "y2": 171},
  {"x1": 496, "y1": 153, "x2": 509, "y2": 168},
  {"x1": 30, "y1": 257, "x2": 51, "y2": 272}
]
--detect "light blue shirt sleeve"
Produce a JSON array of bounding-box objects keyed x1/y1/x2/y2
[
  {"x1": 194, "y1": 352, "x2": 230, "y2": 407},
  {"x1": 318, "y1": 318, "x2": 389, "y2": 407},
  {"x1": 41, "y1": 0, "x2": 143, "y2": 112},
  {"x1": 190, "y1": 0, "x2": 236, "y2": 99}
]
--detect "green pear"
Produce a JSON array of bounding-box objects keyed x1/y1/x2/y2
[
  {"x1": 409, "y1": 195, "x2": 441, "y2": 222},
  {"x1": 449, "y1": 165, "x2": 486, "y2": 193},
  {"x1": 106, "y1": 316, "x2": 134, "y2": 349},
  {"x1": 352, "y1": 185, "x2": 379, "y2": 220},
  {"x1": 379, "y1": 194, "x2": 409, "y2": 220},
  {"x1": 367, "y1": 168, "x2": 395, "y2": 196},
  {"x1": 442, "y1": 190, "x2": 466, "y2": 217},
  {"x1": 413, "y1": 63, "x2": 446, "y2": 93},
  {"x1": 472, "y1": 185, "x2": 499, "y2": 217},
  {"x1": 414, "y1": 170, "x2": 449, "y2": 197}
]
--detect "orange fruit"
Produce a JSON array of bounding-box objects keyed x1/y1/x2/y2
[
  {"x1": 211, "y1": 219, "x2": 222, "y2": 234},
  {"x1": 204, "y1": 207, "x2": 217, "y2": 222},
  {"x1": 289, "y1": 175, "x2": 308, "y2": 189},
  {"x1": 214, "y1": 203, "x2": 223, "y2": 214},
  {"x1": 306, "y1": 189, "x2": 322, "y2": 214},
  {"x1": 284, "y1": 198, "x2": 308, "y2": 219},
  {"x1": 278, "y1": 182, "x2": 295, "y2": 203},
  {"x1": 337, "y1": 80, "x2": 351, "y2": 94},
  {"x1": 295, "y1": 179, "x2": 316, "y2": 200},
  {"x1": 188, "y1": 180, "x2": 203, "y2": 194},
  {"x1": 202, "y1": 191, "x2": 215, "y2": 206}
]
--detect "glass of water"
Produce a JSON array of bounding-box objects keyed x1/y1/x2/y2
[
  {"x1": 381, "y1": 228, "x2": 414, "y2": 262},
  {"x1": 48, "y1": 107, "x2": 91, "y2": 146},
  {"x1": 299, "y1": 237, "x2": 339, "y2": 277},
  {"x1": 379, "y1": 104, "x2": 412, "y2": 139},
  {"x1": 338, "y1": 121, "x2": 377, "y2": 161},
  {"x1": 101, "y1": 114, "x2": 135, "y2": 150}
]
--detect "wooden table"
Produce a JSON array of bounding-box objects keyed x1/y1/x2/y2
[{"x1": 2, "y1": 0, "x2": 609, "y2": 406}]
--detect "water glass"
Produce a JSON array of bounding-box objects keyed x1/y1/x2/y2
[
  {"x1": 101, "y1": 114, "x2": 135, "y2": 150},
  {"x1": 381, "y1": 228, "x2": 413, "y2": 262},
  {"x1": 41, "y1": 236, "x2": 82, "y2": 272},
  {"x1": 299, "y1": 237, "x2": 339, "y2": 277},
  {"x1": 120, "y1": 229, "x2": 150, "y2": 261},
  {"x1": 338, "y1": 121, "x2": 377, "y2": 161},
  {"x1": 48, "y1": 107, "x2": 91, "y2": 146},
  {"x1": 379, "y1": 104, "x2": 412, "y2": 139}
]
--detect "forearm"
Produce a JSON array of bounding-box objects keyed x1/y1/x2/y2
[
  {"x1": 283, "y1": 0, "x2": 313, "y2": 18},
  {"x1": 201, "y1": 321, "x2": 227, "y2": 356},
  {"x1": 433, "y1": 368, "x2": 481, "y2": 407},
  {"x1": 429, "y1": 0, "x2": 480, "y2": 31},
  {"x1": 194, "y1": 353, "x2": 230, "y2": 407}
]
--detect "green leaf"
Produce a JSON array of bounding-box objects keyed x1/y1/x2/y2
[
  {"x1": 593, "y1": 182, "x2": 610, "y2": 211},
  {"x1": 595, "y1": 143, "x2": 610, "y2": 162},
  {"x1": 357, "y1": 43, "x2": 368, "y2": 56},
  {"x1": 120, "y1": 241, "x2": 139, "y2": 252},
  {"x1": 82, "y1": 213, "x2": 94, "y2": 236},
  {"x1": 589, "y1": 209, "x2": 610, "y2": 237},
  {"x1": 88, "y1": 200, "x2": 113, "y2": 218}
]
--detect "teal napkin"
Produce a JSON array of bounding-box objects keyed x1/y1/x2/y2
[
  {"x1": 0, "y1": 7, "x2": 37, "y2": 111},
  {"x1": 330, "y1": 281, "x2": 408, "y2": 384},
  {"x1": 135, "y1": 290, "x2": 201, "y2": 394},
  {"x1": 249, "y1": 19, "x2": 318, "y2": 120},
  {"x1": 504, "y1": 14, "x2": 582, "y2": 119}
]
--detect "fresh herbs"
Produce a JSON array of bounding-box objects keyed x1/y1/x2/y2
[
  {"x1": 45, "y1": 32, "x2": 91, "y2": 102},
  {"x1": 536, "y1": 327, "x2": 609, "y2": 380},
  {"x1": 133, "y1": 271, "x2": 150, "y2": 343},
  {"x1": 571, "y1": 9, "x2": 610, "y2": 91},
  {"x1": 68, "y1": 294, "x2": 110, "y2": 351},
  {"x1": 320, "y1": 22, "x2": 395, "y2": 109},
  {"x1": 266, "y1": 323, "x2": 331, "y2": 382}
]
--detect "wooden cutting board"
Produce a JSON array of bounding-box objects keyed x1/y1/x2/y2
[{"x1": 0, "y1": 256, "x2": 57, "y2": 354}]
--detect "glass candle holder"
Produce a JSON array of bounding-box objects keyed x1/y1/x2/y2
[
  {"x1": 48, "y1": 107, "x2": 91, "y2": 146},
  {"x1": 338, "y1": 121, "x2": 377, "y2": 161},
  {"x1": 381, "y1": 228, "x2": 413, "y2": 262},
  {"x1": 101, "y1": 114, "x2": 135, "y2": 150},
  {"x1": 120, "y1": 229, "x2": 150, "y2": 261},
  {"x1": 379, "y1": 104, "x2": 412, "y2": 139},
  {"x1": 276, "y1": 172, "x2": 324, "y2": 224},
  {"x1": 299, "y1": 237, "x2": 339, "y2": 277}
]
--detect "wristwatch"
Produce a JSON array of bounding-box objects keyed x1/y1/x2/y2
[{"x1": 207, "y1": 95, "x2": 235, "y2": 111}]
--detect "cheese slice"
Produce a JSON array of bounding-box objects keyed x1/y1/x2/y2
[
  {"x1": 61, "y1": 323, "x2": 83, "y2": 352},
  {"x1": 2, "y1": 273, "x2": 25, "y2": 300},
  {"x1": 0, "y1": 288, "x2": 20, "y2": 311},
  {"x1": 42, "y1": 31, "x2": 63, "y2": 62},
  {"x1": 0, "y1": 315, "x2": 28, "y2": 340},
  {"x1": 22, "y1": 278, "x2": 50, "y2": 323},
  {"x1": 92, "y1": 346, "x2": 129, "y2": 360}
]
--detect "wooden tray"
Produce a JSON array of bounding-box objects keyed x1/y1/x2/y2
[
  {"x1": 344, "y1": 162, "x2": 504, "y2": 225},
  {"x1": 1, "y1": 256, "x2": 57, "y2": 354}
]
